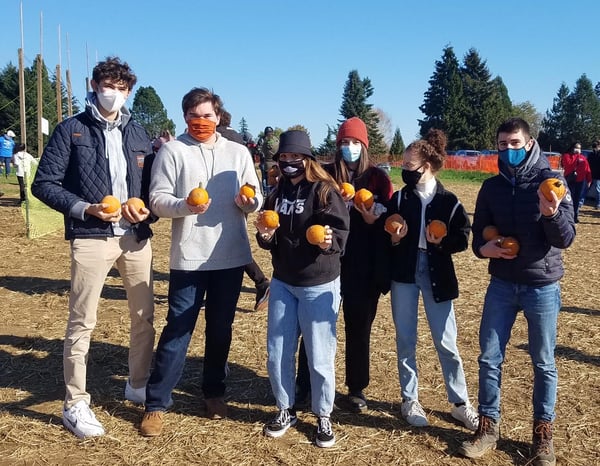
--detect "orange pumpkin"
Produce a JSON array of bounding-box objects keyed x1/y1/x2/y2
[
  {"x1": 427, "y1": 219, "x2": 447, "y2": 239},
  {"x1": 540, "y1": 178, "x2": 566, "y2": 201},
  {"x1": 187, "y1": 187, "x2": 209, "y2": 206},
  {"x1": 125, "y1": 197, "x2": 145, "y2": 213},
  {"x1": 500, "y1": 236, "x2": 520, "y2": 255},
  {"x1": 101, "y1": 195, "x2": 121, "y2": 214},
  {"x1": 239, "y1": 183, "x2": 256, "y2": 198},
  {"x1": 482, "y1": 225, "x2": 500, "y2": 242},
  {"x1": 306, "y1": 224, "x2": 326, "y2": 245},
  {"x1": 259, "y1": 210, "x2": 279, "y2": 229},
  {"x1": 354, "y1": 188, "x2": 374, "y2": 209},
  {"x1": 384, "y1": 213, "x2": 405, "y2": 234},
  {"x1": 340, "y1": 182, "x2": 355, "y2": 198}
]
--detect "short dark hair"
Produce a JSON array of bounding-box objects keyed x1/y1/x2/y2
[
  {"x1": 181, "y1": 87, "x2": 223, "y2": 117},
  {"x1": 220, "y1": 110, "x2": 232, "y2": 127},
  {"x1": 92, "y1": 57, "x2": 137, "y2": 90},
  {"x1": 496, "y1": 117, "x2": 530, "y2": 140}
]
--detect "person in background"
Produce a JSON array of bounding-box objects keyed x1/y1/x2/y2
[
  {"x1": 257, "y1": 130, "x2": 349, "y2": 448},
  {"x1": 140, "y1": 87, "x2": 262, "y2": 437},
  {"x1": 217, "y1": 109, "x2": 271, "y2": 311},
  {"x1": 0, "y1": 130, "x2": 16, "y2": 178},
  {"x1": 587, "y1": 140, "x2": 600, "y2": 210},
  {"x1": 383, "y1": 128, "x2": 478, "y2": 431},
  {"x1": 560, "y1": 142, "x2": 591, "y2": 223},
  {"x1": 459, "y1": 118, "x2": 575, "y2": 466},
  {"x1": 259, "y1": 126, "x2": 279, "y2": 194},
  {"x1": 12, "y1": 143, "x2": 37, "y2": 202},
  {"x1": 31, "y1": 57, "x2": 155, "y2": 439},
  {"x1": 296, "y1": 117, "x2": 393, "y2": 412}
]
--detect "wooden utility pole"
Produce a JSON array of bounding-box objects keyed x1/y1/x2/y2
[
  {"x1": 37, "y1": 12, "x2": 43, "y2": 156},
  {"x1": 56, "y1": 25, "x2": 62, "y2": 123},
  {"x1": 66, "y1": 32, "x2": 73, "y2": 117},
  {"x1": 18, "y1": 49, "x2": 26, "y2": 146}
]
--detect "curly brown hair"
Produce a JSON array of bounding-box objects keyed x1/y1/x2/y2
[
  {"x1": 92, "y1": 57, "x2": 137, "y2": 90},
  {"x1": 405, "y1": 128, "x2": 447, "y2": 173}
]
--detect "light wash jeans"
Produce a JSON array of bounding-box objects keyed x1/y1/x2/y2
[
  {"x1": 390, "y1": 250, "x2": 469, "y2": 404},
  {"x1": 478, "y1": 277, "x2": 560, "y2": 422},
  {"x1": 266, "y1": 277, "x2": 340, "y2": 417},
  {"x1": 592, "y1": 179, "x2": 600, "y2": 207}
]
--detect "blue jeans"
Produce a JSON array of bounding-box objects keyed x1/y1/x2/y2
[
  {"x1": 478, "y1": 277, "x2": 560, "y2": 422},
  {"x1": 1, "y1": 157, "x2": 10, "y2": 176},
  {"x1": 390, "y1": 251, "x2": 469, "y2": 404},
  {"x1": 266, "y1": 277, "x2": 340, "y2": 417},
  {"x1": 592, "y1": 179, "x2": 600, "y2": 207},
  {"x1": 145, "y1": 266, "x2": 244, "y2": 411}
]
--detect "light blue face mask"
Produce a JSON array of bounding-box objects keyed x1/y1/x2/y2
[
  {"x1": 498, "y1": 147, "x2": 527, "y2": 167},
  {"x1": 341, "y1": 144, "x2": 361, "y2": 162}
]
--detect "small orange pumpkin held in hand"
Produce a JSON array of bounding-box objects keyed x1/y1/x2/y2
[
  {"x1": 540, "y1": 178, "x2": 566, "y2": 201},
  {"x1": 259, "y1": 210, "x2": 279, "y2": 229},
  {"x1": 101, "y1": 195, "x2": 121, "y2": 214},
  {"x1": 187, "y1": 187, "x2": 209, "y2": 206},
  {"x1": 354, "y1": 188, "x2": 374, "y2": 210},
  {"x1": 306, "y1": 224, "x2": 326, "y2": 245},
  {"x1": 125, "y1": 197, "x2": 145, "y2": 213},
  {"x1": 384, "y1": 213, "x2": 405, "y2": 234},
  {"x1": 239, "y1": 183, "x2": 256, "y2": 198},
  {"x1": 427, "y1": 219, "x2": 447, "y2": 239},
  {"x1": 340, "y1": 182, "x2": 355, "y2": 198},
  {"x1": 500, "y1": 236, "x2": 520, "y2": 255},
  {"x1": 482, "y1": 225, "x2": 500, "y2": 242}
]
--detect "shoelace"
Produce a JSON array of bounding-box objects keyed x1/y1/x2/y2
[
  {"x1": 72, "y1": 404, "x2": 96, "y2": 423},
  {"x1": 534, "y1": 422, "x2": 553, "y2": 452},
  {"x1": 275, "y1": 409, "x2": 291, "y2": 425},
  {"x1": 318, "y1": 417, "x2": 332, "y2": 435}
]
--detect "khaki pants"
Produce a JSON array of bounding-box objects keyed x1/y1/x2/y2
[{"x1": 64, "y1": 236, "x2": 155, "y2": 408}]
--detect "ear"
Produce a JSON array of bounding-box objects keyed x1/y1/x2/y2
[
  {"x1": 90, "y1": 80, "x2": 98, "y2": 93},
  {"x1": 526, "y1": 138, "x2": 535, "y2": 151}
]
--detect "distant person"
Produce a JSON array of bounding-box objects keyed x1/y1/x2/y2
[
  {"x1": 140, "y1": 87, "x2": 262, "y2": 437},
  {"x1": 259, "y1": 126, "x2": 279, "y2": 194},
  {"x1": 383, "y1": 129, "x2": 478, "y2": 431},
  {"x1": 256, "y1": 130, "x2": 349, "y2": 448},
  {"x1": 12, "y1": 143, "x2": 37, "y2": 202},
  {"x1": 31, "y1": 57, "x2": 156, "y2": 439},
  {"x1": 560, "y1": 142, "x2": 591, "y2": 222},
  {"x1": 217, "y1": 109, "x2": 271, "y2": 311},
  {"x1": 0, "y1": 130, "x2": 16, "y2": 178},
  {"x1": 587, "y1": 140, "x2": 600, "y2": 209},
  {"x1": 459, "y1": 118, "x2": 575, "y2": 466}
]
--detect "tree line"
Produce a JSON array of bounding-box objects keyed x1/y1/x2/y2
[{"x1": 1, "y1": 47, "x2": 599, "y2": 158}]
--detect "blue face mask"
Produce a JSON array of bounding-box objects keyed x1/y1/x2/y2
[
  {"x1": 498, "y1": 147, "x2": 527, "y2": 167},
  {"x1": 341, "y1": 144, "x2": 361, "y2": 162}
]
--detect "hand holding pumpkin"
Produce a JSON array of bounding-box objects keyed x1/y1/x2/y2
[
  {"x1": 122, "y1": 197, "x2": 150, "y2": 223},
  {"x1": 255, "y1": 210, "x2": 280, "y2": 241},
  {"x1": 306, "y1": 224, "x2": 333, "y2": 250}
]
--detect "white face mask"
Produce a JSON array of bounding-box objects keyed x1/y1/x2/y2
[{"x1": 96, "y1": 87, "x2": 127, "y2": 113}]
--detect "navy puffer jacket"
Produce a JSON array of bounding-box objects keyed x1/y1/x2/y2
[
  {"x1": 471, "y1": 141, "x2": 576, "y2": 286},
  {"x1": 32, "y1": 106, "x2": 153, "y2": 241}
]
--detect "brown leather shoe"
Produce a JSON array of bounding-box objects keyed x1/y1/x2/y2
[
  {"x1": 140, "y1": 411, "x2": 164, "y2": 437},
  {"x1": 205, "y1": 397, "x2": 228, "y2": 419}
]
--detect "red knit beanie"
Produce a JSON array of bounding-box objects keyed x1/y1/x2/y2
[{"x1": 337, "y1": 117, "x2": 369, "y2": 149}]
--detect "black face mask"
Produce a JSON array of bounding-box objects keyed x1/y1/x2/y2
[
  {"x1": 278, "y1": 159, "x2": 306, "y2": 179},
  {"x1": 401, "y1": 167, "x2": 423, "y2": 188}
]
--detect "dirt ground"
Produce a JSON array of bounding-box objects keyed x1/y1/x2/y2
[{"x1": 0, "y1": 178, "x2": 598, "y2": 465}]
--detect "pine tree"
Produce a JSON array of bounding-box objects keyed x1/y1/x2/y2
[
  {"x1": 130, "y1": 86, "x2": 175, "y2": 138},
  {"x1": 314, "y1": 125, "x2": 338, "y2": 160},
  {"x1": 389, "y1": 128, "x2": 405, "y2": 160},
  {"x1": 339, "y1": 70, "x2": 387, "y2": 155},
  {"x1": 541, "y1": 83, "x2": 570, "y2": 152},
  {"x1": 565, "y1": 74, "x2": 600, "y2": 147}
]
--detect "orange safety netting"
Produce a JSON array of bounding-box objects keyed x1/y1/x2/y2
[{"x1": 442, "y1": 155, "x2": 561, "y2": 174}]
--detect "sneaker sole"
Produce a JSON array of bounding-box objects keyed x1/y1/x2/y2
[
  {"x1": 316, "y1": 436, "x2": 336, "y2": 448},
  {"x1": 62, "y1": 417, "x2": 104, "y2": 439},
  {"x1": 263, "y1": 417, "x2": 297, "y2": 438}
]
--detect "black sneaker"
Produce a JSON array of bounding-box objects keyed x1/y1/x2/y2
[
  {"x1": 347, "y1": 391, "x2": 367, "y2": 412},
  {"x1": 315, "y1": 416, "x2": 336, "y2": 448},
  {"x1": 263, "y1": 408, "x2": 297, "y2": 438}
]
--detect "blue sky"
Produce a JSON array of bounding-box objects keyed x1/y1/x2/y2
[{"x1": 1, "y1": 0, "x2": 599, "y2": 147}]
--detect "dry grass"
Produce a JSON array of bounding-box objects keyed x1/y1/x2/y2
[{"x1": 0, "y1": 179, "x2": 599, "y2": 465}]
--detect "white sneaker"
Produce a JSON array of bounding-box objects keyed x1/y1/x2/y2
[
  {"x1": 125, "y1": 380, "x2": 146, "y2": 405},
  {"x1": 62, "y1": 400, "x2": 105, "y2": 439},
  {"x1": 451, "y1": 403, "x2": 479, "y2": 431},
  {"x1": 401, "y1": 400, "x2": 429, "y2": 427}
]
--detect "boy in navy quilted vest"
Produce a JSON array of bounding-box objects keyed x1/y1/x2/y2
[{"x1": 32, "y1": 57, "x2": 155, "y2": 439}]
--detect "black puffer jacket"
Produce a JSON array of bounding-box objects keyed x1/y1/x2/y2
[
  {"x1": 471, "y1": 140, "x2": 576, "y2": 285},
  {"x1": 32, "y1": 105, "x2": 153, "y2": 241},
  {"x1": 385, "y1": 181, "x2": 470, "y2": 302}
]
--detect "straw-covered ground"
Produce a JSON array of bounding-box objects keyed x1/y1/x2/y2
[{"x1": 0, "y1": 178, "x2": 598, "y2": 465}]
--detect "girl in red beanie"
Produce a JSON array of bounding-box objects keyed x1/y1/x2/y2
[{"x1": 295, "y1": 117, "x2": 393, "y2": 412}]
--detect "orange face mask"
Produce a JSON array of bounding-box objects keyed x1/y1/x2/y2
[{"x1": 187, "y1": 117, "x2": 216, "y2": 142}]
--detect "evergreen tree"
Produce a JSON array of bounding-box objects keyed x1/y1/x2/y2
[
  {"x1": 565, "y1": 74, "x2": 600, "y2": 147},
  {"x1": 540, "y1": 83, "x2": 570, "y2": 152},
  {"x1": 512, "y1": 101, "x2": 542, "y2": 137},
  {"x1": 389, "y1": 127, "x2": 405, "y2": 160},
  {"x1": 0, "y1": 63, "x2": 20, "y2": 137},
  {"x1": 130, "y1": 86, "x2": 175, "y2": 138},
  {"x1": 418, "y1": 45, "x2": 468, "y2": 149},
  {"x1": 314, "y1": 125, "x2": 338, "y2": 159},
  {"x1": 339, "y1": 70, "x2": 387, "y2": 155}
]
